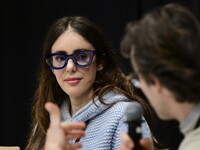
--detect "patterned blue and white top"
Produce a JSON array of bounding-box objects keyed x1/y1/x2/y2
[{"x1": 61, "y1": 90, "x2": 151, "y2": 150}]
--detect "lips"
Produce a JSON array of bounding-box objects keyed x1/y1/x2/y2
[{"x1": 65, "y1": 77, "x2": 82, "y2": 84}]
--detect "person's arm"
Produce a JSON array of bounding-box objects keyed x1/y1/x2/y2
[
  {"x1": 120, "y1": 132, "x2": 154, "y2": 150},
  {"x1": 44, "y1": 102, "x2": 86, "y2": 150}
]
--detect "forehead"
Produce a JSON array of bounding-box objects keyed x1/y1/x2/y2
[{"x1": 51, "y1": 30, "x2": 94, "y2": 53}]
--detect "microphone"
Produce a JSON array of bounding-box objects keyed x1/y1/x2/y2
[{"x1": 124, "y1": 102, "x2": 143, "y2": 150}]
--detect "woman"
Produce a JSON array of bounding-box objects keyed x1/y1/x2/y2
[{"x1": 25, "y1": 16, "x2": 152, "y2": 150}]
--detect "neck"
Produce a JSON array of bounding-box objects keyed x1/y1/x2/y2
[
  {"x1": 174, "y1": 102, "x2": 196, "y2": 122},
  {"x1": 69, "y1": 91, "x2": 93, "y2": 116}
]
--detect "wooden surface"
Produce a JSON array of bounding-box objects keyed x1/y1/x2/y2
[{"x1": 0, "y1": 147, "x2": 20, "y2": 150}]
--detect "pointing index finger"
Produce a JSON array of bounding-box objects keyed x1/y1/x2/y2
[{"x1": 45, "y1": 102, "x2": 61, "y2": 127}]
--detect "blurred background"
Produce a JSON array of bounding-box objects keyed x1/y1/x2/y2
[{"x1": 3, "y1": 0, "x2": 200, "y2": 149}]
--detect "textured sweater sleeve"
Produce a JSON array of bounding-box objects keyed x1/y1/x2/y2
[{"x1": 111, "y1": 116, "x2": 125, "y2": 150}]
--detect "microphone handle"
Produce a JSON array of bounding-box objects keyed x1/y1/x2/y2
[{"x1": 128, "y1": 121, "x2": 142, "y2": 150}]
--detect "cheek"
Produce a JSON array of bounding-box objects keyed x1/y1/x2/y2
[
  {"x1": 84, "y1": 65, "x2": 97, "y2": 79},
  {"x1": 80, "y1": 66, "x2": 97, "y2": 87},
  {"x1": 89, "y1": 65, "x2": 97, "y2": 73},
  {"x1": 140, "y1": 81, "x2": 158, "y2": 110},
  {"x1": 140, "y1": 81, "x2": 153, "y2": 101},
  {"x1": 53, "y1": 71, "x2": 64, "y2": 83},
  {"x1": 84, "y1": 59, "x2": 97, "y2": 73}
]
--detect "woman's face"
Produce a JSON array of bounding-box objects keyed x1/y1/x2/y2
[{"x1": 51, "y1": 30, "x2": 97, "y2": 101}]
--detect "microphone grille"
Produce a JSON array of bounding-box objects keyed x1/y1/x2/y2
[{"x1": 124, "y1": 102, "x2": 143, "y2": 122}]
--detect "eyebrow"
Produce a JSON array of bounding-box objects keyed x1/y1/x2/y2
[{"x1": 53, "y1": 49, "x2": 93, "y2": 54}]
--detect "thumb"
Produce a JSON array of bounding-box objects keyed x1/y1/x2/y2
[{"x1": 45, "y1": 102, "x2": 61, "y2": 127}]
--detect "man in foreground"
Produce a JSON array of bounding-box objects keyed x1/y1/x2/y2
[{"x1": 120, "y1": 3, "x2": 200, "y2": 150}]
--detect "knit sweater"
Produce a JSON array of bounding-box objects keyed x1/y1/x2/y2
[{"x1": 61, "y1": 90, "x2": 151, "y2": 150}]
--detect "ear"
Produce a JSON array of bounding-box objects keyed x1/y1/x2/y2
[
  {"x1": 149, "y1": 75, "x2": 162, "y2": 93},
  {"x1": 97, "y1": 64, "x2": 103, "y2": 71}
]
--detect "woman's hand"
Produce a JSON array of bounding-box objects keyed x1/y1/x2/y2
[{"x1": 44, "y1": 102, "x2": 86, "y2": 150}]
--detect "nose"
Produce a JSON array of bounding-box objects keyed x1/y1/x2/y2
[{"x1": 65, "y1": 59, "x2": 77, "y2": 73}]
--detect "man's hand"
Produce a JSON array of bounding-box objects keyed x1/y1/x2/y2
[
  {"x1": 120, "y1": 132, "x2": 154, "y2": 150},
  {"x1": 44, "y1": 102, "x2": 86, "y2": 150}
]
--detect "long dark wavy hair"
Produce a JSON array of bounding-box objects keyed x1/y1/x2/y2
[{"x1": 25, "y1": 16, "x2": 153, "y2": 150}]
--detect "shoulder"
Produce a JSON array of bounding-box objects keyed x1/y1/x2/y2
[
  {"x1": 179, "y1": 127, "x2": 200, "y2": 150},
  {"x1": 109, "y1": 101, "x2": 132, "y2": 112},
  {"x1": 103, "y1": 101, "x2": 133, "y2": 121}
]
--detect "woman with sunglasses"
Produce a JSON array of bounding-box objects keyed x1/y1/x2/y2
[{"x1": 25, "y1": 16, "x2": 153, "y2": 150}]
